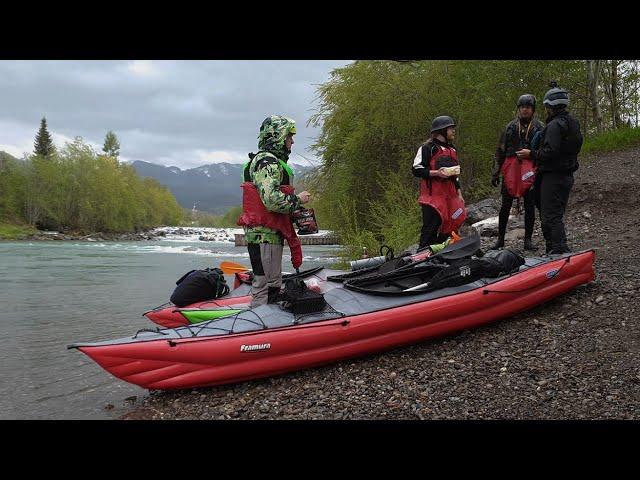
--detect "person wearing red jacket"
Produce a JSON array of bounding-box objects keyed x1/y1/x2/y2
[{"x1": 412, "y1": 115, "x2": 466, "y2": 249}]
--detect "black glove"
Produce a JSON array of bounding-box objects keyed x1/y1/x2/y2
[{"x1": 491, "y1": 175, "x2": 500, "y2": 188}]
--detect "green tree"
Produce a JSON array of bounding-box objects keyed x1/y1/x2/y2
[
  {"x1": 102, "y1": 130, "x2": 121, "y2": 158},
  {"x1": 9, "y1": 137, "x2": 183, "y2": 233},
  {"x1": 308, "y1": 60, "x2": 591, "y2": 256},
  {"x1": 0, "y1": 152, "x2": 23, "y2": 221},
  {"x1": 34, "y1": 117, "x2": 56, "y2": 157},
  {"x1": 220, "y1": 205, "x2": 243, "y2": 227}
]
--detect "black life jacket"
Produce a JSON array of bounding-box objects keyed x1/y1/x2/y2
[
  {"x1": 537, "y1": 112, "x2": 583, "y2": 173},
  {"x1": 428, "y1": 249, "x2": 525, "y2": 291},
  {"x1": 504, "y1": 119, "x2": 544, "y2": 156}
]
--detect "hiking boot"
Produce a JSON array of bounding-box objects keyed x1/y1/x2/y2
[
  {"x1": 267, "y1": 286, "x2": 282, "y2": 304},
  {"x1": 524, "y1": 238, "x2": 535, "y2": 251},
  {"x1": 490, "y1": 236, "x2": 505, "y2": 250}
]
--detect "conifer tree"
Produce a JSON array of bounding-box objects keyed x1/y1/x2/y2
[
  {"x1": 102, "y1": 131, "x2": 121, "y2": 158},
  {"x1": 34, "y1": 117, "x2": 56, "y2": 157}
]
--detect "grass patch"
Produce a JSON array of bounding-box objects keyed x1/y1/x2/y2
[
  {"x1": 0, "y1": 222, "x2": 37, "y2": 240},
  {"x1": 582, "y1": 126, "x2": 640, "y2": 155}
]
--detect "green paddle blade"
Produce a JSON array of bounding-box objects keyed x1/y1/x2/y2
[{"x1": 179, "y1": 309, "x2": 243, "y2": 324}]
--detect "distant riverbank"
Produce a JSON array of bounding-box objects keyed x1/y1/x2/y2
[
  {"x1": 0, "y1": 224, "x2": 240, "y2": 242},
  {"x1": 2, "y1": 225, "x2": 340, "y2": 246}
]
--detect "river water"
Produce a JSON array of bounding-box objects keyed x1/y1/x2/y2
[{"x1": 0, "y1": 229, "x2": 341, "y2": 419}]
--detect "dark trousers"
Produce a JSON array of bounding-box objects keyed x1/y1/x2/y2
[
  {"x1": 419, "y1": 204, "x2": 448, "y2": 249},
  {"x1": 498, "y1": 186, "x2": 535, "y2": 239},
  {"x1": 534, "y1": 172, "x2": 574, "y2": 254}
]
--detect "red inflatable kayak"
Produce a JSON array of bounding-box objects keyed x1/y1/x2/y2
[{"x1": 70, "y1": 250, "x2": 595, "y2": 390}]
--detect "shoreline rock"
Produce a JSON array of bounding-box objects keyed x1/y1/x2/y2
[
  {"x1": 12, "y1": 226, "x2": 242, "y2": 242},
  {"x1": 22, "y1": 230, "x2": 164, "y2": 241}
]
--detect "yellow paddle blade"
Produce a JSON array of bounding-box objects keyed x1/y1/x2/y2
[{"x1": 220, "y1": 261, "x2": 251, "y2": 274}]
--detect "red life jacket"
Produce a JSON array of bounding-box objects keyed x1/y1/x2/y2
[
  {"x1": 418, "y1": 144, "x2": 467, "y2": 234},
  {"x1": 500, "y1": 156, "x2": 536, "y2": 198},
  {"x1": 237, "y1": 183, "x2": 303, "y2": 269}
]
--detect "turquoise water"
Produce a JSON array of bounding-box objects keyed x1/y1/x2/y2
[{"x1": 0, "y1": 236, "x2": 341, "y2": 419}]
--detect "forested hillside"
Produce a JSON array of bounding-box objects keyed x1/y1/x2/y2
[{"x1": 0, "y1": 139, "x2": 183, "y2": 233}]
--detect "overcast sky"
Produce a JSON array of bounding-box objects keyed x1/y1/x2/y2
[{"x1": 0, "y1": 60, "x2": 352, "y2": 169}]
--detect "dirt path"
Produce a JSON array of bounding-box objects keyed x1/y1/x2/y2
[{"x1": 127, "y1": 147, "x2": 640, "y2": 420}]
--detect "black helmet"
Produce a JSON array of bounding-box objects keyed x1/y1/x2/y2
[
  {"x1": 543, "y1": 81, "x2": 569, "y2": 107},
  {"x1": 431, "y1": 115, "x2": 456, "y2": 133},
  {"x1": 517, "y1": 94, "x2": 536, "y2": 111}
]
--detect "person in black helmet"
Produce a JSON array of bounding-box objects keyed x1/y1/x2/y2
[
  {"x1": 516, "y1": 82, "x2": 583, "y2": 254},
  {"x1": 412, "y1": 115, "x2": 466, "y2": 249},
  {"x1": 491, "y1": 94, "x2": 544, "y2": 251}
]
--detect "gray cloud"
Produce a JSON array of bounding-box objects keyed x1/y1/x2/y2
[{"x1": 0, "y1": 60, "x2": 351, "y2": 168}]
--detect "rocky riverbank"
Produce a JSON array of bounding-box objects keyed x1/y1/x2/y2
[
  {"x1": 13, "y1": 226, "x2": 239, "y2": 242},
  {"x1": 23, "y1": 230, "x2": 165, "y2": 241},
  {"x1": 122, "y1": 147, "x2": 640, "y2": 420}
]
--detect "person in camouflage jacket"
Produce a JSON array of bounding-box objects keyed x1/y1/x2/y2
[{"x1": 237, "y1": 115, "x2": 311, "y2": 307}]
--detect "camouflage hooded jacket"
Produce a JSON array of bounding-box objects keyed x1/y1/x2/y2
[{"x1": 244, "y1": 115, "x2": 302, "y2": 244}]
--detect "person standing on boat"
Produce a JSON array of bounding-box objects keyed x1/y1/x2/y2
[
  {"x1": 515, "y1": 82, "x2": 583, "y2": 254},
  {"x1": 237, "y1": 115, "x2": 311, "y2": 307},
  {"x1": 412, "y1": 115, "x2": 466, "y2": 249},
  {"x1": 490, "y1": 94, "x2": 544, "y2": 251}
]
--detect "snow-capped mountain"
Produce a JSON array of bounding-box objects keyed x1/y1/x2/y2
[{"x1": 131, "y1": 160, "x2": 314, "y2": 214}]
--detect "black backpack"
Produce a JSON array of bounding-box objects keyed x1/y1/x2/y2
[
  {"x1": 170, "y1": 268, "x2": 230, "y2": 307},
  {"x1": 279, "y1": 278, "x2": 326, "y2": 314}
]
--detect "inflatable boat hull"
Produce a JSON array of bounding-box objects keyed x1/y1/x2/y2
[{"x1": 72, "y1": 250, "x2": 595, "y2": 390}]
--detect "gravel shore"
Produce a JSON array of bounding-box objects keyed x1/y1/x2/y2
[{"x1": 122, "y1": 147, "x2": 640, "y2": 420}]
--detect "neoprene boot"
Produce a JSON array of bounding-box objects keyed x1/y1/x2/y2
[
  {"x1": 549, "y1": 245, "x2": 571, "y2": 255},
  {"x1": 490, "y1": 236, "x2": 505, "y2": 250},
  {"x1": 524, "y1": 237, "x2": 535, "y2": 251}
]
